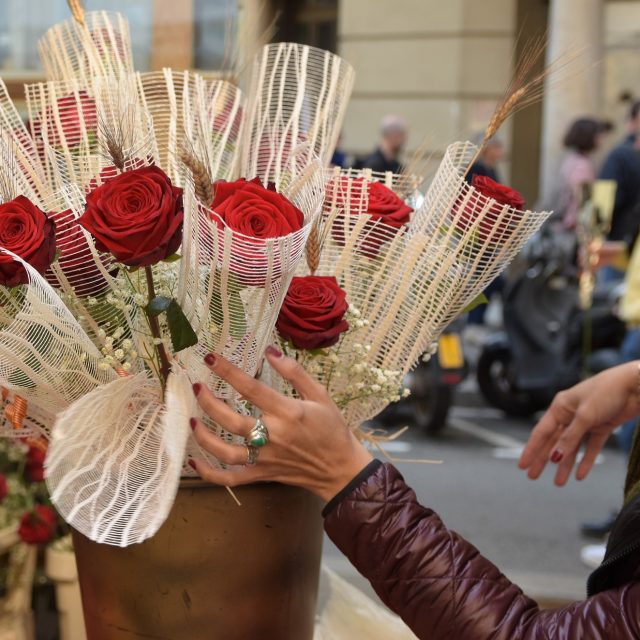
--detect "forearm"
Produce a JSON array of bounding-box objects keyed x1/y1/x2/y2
[
  {"x1": 322, "y1": 462, "x2": 640, "y2": 639},
  {"x1": 323, "y1": 462, "x2": 540, "y2": 638}
]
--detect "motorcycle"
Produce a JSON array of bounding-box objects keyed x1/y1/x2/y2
[
  {"x1": 476, "y1": 224, "x2": 626, "y2": 417},
  {"x1": 376, "y1": 319, "x2": 467, "y2": 434}
]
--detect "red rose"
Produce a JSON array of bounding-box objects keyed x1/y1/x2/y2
[
  {"x1": 327, "y1": 178, "x2": 412, "y2": 257},
  {"x1": 276, "y1": 276, "x2": 349, "y2": 349},
  {"x1": 18, "y1": 505, "x2": 57, "y2": 545},
  {"x1": 0, "y1": 196, "x2": 57, "y2": 286},
  {"x1": 211, "y1": 177, "x2": 304, "y2": 238},
  {"x1": 208, "y1": 177, "x2": 305, "y2": 286},
  {"x1": 25, "y1": 446, "x2": 46, "y2": 483},
  {"x1": 455, "y1": 175, "x2": 526, "y2": 241},
  {"x1": 31, "y1": 90, "x2": 97, "y2": 148},
  {"x1": 80, "y1": 165, "x2": 183, "y2": 267},
  {"x1": 0, "y1": 474, "x2": 7, "y2": 502},
  {"x1": 328, "y1": 177, "x2": 412, "y2": 227}
]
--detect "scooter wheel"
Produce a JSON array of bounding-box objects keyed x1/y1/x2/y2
[
  {"x1": 477, "y1": 345, "x2": 540, "y2": 418},
  {"x1": 413, "y1": 385, "x2": 452, "y2": 434}
]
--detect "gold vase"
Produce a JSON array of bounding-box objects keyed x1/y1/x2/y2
[{"x1": 72, "y1": 481, "x2": 324, "y2": 640}]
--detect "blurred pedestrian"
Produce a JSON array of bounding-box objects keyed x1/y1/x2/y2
[
  {"x1": 330, "y1": 132, "x2": 348, "y2": 169},
  {"x1": 598, "y1": 100, "x2": 640, "y2": 282},
  {"x1": 466, "y1": 135, "x2": 504, "y2": 183},
  {"x1": 358, "y1": 115, "x2": 407, "y2": 174},
  {"x1": 548, "y1": 117, "x2": 611, "y2": 231}
]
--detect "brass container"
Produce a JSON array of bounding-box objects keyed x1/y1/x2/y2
[{"x1": 72, "y1": 481, "x2": 324, "y2": 640}]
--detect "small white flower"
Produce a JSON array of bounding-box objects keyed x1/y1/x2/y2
[
  {"x1": 129, "y1": 350, "x2": 138, "y2": 359},
  {"x1": 402, "y1": 388, "x2": 411, "y2": 398},
  {"x1": 98, "y1": 362, "x2": 111, "y2": 371},
  {"x1": 98, "y1": 329, "x2": 106, "y2": 338},
  {"x1": 122, "y1": 362, "x2": 132, "y2": 371},
  {"x1": 122, "y1": 339, "x2": 132, "y2": 350},
  {"x1": 114, "y1": 349, "x2": 125, "y2": 360},
  {"x1": 371, "y1": 384, "x2": 381, "y2": 392},
  {"x1": 88, "y1": 297, "x2": 98, "y2": 306}
]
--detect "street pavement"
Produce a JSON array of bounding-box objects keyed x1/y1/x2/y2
[{"x1": 322, "y1": 380, "x2": 627, "y2": 605}]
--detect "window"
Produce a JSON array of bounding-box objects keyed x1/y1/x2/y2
[{"x1": 0, "y1": 0, "x2": 236, "y2": 76}]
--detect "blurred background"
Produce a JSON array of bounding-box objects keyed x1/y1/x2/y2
[
  {"x1": 1, "y1": 0, "x2": 640, "y2": 205},
  {"x1": 2, "y1": 1, "x2": 640, "y2": 636}
]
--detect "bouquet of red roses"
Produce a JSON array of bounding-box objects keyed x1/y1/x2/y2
[
  {"x1": 264, "y1": 152, "x2": 548, "y2": 431},
  {"x1": 0, "y1": 8, "x2": 551, "y2": 549},
  {"x1": 0, "y1": 10, "x2": 353, "y2": 547}
]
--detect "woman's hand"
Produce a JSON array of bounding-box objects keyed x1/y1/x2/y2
[
  {"x1": 519, "y1": 361, "x2": 640, "y2": 485},
  {"x1": 189, "y1": 347, "x2": 373, "y2": 502}
]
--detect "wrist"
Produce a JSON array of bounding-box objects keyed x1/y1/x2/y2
[{"x1": 316, "y1": 439, "x2": 373, "y2": 503}]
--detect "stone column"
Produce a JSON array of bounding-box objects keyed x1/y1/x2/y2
[{"x1": 539, "y1": 0, "x2": 603, "y2": 204}]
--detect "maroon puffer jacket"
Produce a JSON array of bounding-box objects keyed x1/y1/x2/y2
[{"x1": 323, "y1": 461, "x2": 640, "y2": 640}]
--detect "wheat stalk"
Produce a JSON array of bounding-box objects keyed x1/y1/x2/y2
[
  {"x1": 181, "y1": 152, "x2": 213, "y2": 206},
  {"x1": 306, "y1": 223, "x2": 321, "y2": 274},
  {"x1": 67, "y1": 0, "x2": 85, "y2": 26},
  {"x1": 466, "y1": 35, "x2": 574, "y2": 176}
]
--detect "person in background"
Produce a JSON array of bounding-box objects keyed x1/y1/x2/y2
[
  {"x1": 466, "y1": 135, "x2": 504, "y2": 183},
  {"x1": 551, "y1": 117, "x2": 611, "y2": 231},
  {"x1": 580, "y1": 102, "x2": 640, "y2": 546},
  {"x1": 330, "y1": 132, "x2": 347, "y2": 169},
  {"x1": 358, "y1": 114, "x2": 408, "y2": 174},
  {"x1": 466, "y1": 136, "x2": 506, "y2": 327},
  {"x1": 598, "y1": 100, "x2": 640, "y2": 282}
]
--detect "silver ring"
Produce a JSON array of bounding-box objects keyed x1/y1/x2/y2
[
  {"x1": 245, "y1": 444, "x2": 260, "y2": 466},
  {"x1": 246, "y1": 418, "x2": 270, "y2": 448}
]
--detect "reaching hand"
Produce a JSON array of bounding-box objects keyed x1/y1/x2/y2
[
  {"x1": 189, "y1": 347, "x2": 373, "y2": 502},
  {"x1": 519, "y1": 361, "x2": 640, "y2": 485}
]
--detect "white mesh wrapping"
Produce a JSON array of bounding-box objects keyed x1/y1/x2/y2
[
  {"x1": 45, "y1": 366, "x2": 195, "y2": 547},
  {"x1": 265, "y1": 143, "x2": 551, "y2": 428},
  {"x1": 241, "y1": 43, "x2": 355, "y2": 180},
  {"x1": 0, "y1": 81, "x2": 48, "y2": 200},
  {"x1": 181, "y1": 77, "x2": 245, "y2": 183},
  {"x1": 0, "y1": 252, "x2": 115, "y2": 427},
  {"x1": 38, "y1": 11, "x2": 134, "y2": 83},
  {"x1": 134, "y1": 70, "x2": 245, "y2": 184},
  {"x1": 27, "y1": 77, "x2": 158, "y2": 193}
]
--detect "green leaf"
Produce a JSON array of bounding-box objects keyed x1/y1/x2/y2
[
  {"x1": 162, "y1": 253, "x2": 182, "y2": 263},
  {"x1": 166, "y1": 300, "x2": 198, "y2": 352},
  {"x1": 146, "y1": 296, "x2": 172, "y2": 317},
  {"x1": 463, "y1": 292, "x2": 488, "y2": 314}
]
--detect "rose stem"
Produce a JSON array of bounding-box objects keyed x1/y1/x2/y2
[{"x1": 144, "y1": 265, "x2": 172, "y2": 382}]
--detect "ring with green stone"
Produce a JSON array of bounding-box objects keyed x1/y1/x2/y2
[{"x1": 246, "y1": 418, "x2": 270, "y2": 448}]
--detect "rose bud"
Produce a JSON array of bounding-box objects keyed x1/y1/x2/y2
[
  {"x1": 79, "y1": 165, "x2": 184, "y2": 267},
  {"x1": 276, "y1": 275, "x2": 349, "y2": 350},
  {"x1": 31, "y1": 90, "x2": 97, "y2": 149},
  {"x1": 328, "y1": 178, "x2": 412, "y2": 257},
  {"x1": 210, "y1": 177, "x2": 305, "y2": 286},
  {"x1": 0, "y1": 195, "x2": 57, "y2": 287},
  {"x1": 18, "y1": 504, "x2": 57, "y2": 545},
  {"x1": 455, "y1": 175, "x2": 526, "y2": 242}
]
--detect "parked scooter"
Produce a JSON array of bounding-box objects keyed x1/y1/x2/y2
[
  {"x1": 377, "y1": 318, "x2": 467, "y2": 434},
  {"x1": 476, "y1": 224, "x2": 626, "y2": 417}
]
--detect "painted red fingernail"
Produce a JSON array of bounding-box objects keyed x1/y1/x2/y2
[
  {"x1": 188, "y1": 459, "x2": 196, "y2": 470},
  {"x1": 550, "y1": 449, "x2": 564, "y2": 463},
  {"x1": 192, "y1": 383, "x2": 202, "y2": 396},
  {"x1": 265, "y1": 345, "x2": 282, "y2": 358},
  {"x1": 204, "y1": 353, "x2": 217, "y2": 366},
  {"x1": 189, "y1": 418, "x2": 197, "y2": 431}
]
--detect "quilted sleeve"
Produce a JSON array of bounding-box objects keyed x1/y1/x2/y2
[{"x1": 323, "y1": 462, "x2": 640, "y2": 640}]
